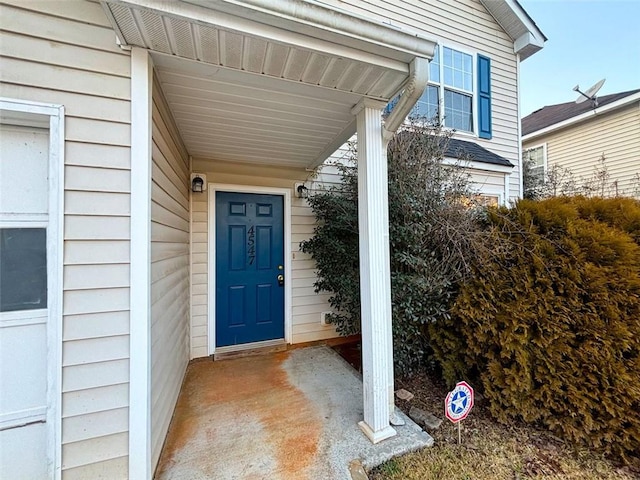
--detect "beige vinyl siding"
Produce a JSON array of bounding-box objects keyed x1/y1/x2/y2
[
  {"x1": 190, "y1": 158, "x2": 342, "y2": 358},
  {"x1": 524, "y1": 103, "x2": 640, "y2": 197},
  {"x1": 150, "y1": 75, "x2": 191, "y2": 468},
  {"x1": 0, "y1": 1, "x2": 132, "y2": 476},
  {"x1": 189, "y1": 143, "x2": 510, "y2": 357},
  {"x1": 467, "y1": 168, "x2": 507, "y2": 200},
  {"x1": 320, "y1": 0, "x2": 522, "y2": 198}
]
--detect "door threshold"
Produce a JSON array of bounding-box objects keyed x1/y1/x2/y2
[{"x1": 213, "y1": 339, "x2": 287, "y2": 361}]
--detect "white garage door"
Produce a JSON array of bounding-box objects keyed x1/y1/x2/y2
[{"x1": 0, "y1": 124, "x2": 51, "y2": 479}]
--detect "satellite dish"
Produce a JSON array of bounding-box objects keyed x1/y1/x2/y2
[{"x1": 573, "y1": 78, "x2": 606, "y2": 106}]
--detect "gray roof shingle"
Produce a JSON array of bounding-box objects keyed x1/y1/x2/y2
[
  {"x1": 522, "y1": 89, "x2": 640, "y2": 136},
  {"x1": 445, "y1": 138, "x2": 514, "y2": 167}
]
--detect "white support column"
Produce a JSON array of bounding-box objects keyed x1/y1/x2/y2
[
  {"x1": 352, "y1": 98, "x2": 397, "y2": 444},
  {"x1": 129, "y1": 47, "x2": 153, "y2": 480}
]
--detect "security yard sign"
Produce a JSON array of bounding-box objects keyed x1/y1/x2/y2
[
  {"x1": 445, "y1": 381, "x2": 474, "y2": 444},
  {"x1": 445, "y1": 381, "x2": 474, "y2": 423}
]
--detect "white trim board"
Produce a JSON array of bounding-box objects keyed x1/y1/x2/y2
[
  {"x1": 129, "y1": 47, "x2": 153, "y2": 480},
  {"x1": 442, "y1": 157, "x2": 514, "y2": 174},
  {"x1": 522, "y1": 91, "x2": 640, "y2": 142},
  {"x1": 207, "y1": 183, "x2": 293, "y2": 355},
  {"x1": 516, "y1": 53, "x2": 523, "y2": 199},
  {"x1": 0, "y1": 97, "x2": 65, "y2": 480}
]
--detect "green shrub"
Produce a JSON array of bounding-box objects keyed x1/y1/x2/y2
[
  {"x1": 430, "y1": 196, "x2": 640, "y2": 461},
  {"x1": 299, "y1": 159, "x2": 361, "y2": 337},
  {"x1": 301, "y1": 125, "x2": 488, "y2": 374}
]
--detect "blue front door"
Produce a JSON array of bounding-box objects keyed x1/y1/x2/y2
[{"x1": 215, "y1": 192, "x2": 285, "y2": 347}]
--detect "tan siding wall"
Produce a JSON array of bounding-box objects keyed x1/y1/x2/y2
[
  {"x1": 189, "y1": 145, "x2": 509, "y2": 357},
  {"x1": 189, "y1": 158, "x2": 342, "y2": 358},
  {"x1": 321, "y1": 0, "x2": 521, "y2": 197},
  {"x1": 0, "y1": 1, "x2": 132, "y2": 476},
  {"x1": 523, "y1": 103, "x2": 640, "y2": 197},
  {"x1": 150, "y1": 76, "x2": 191, "y2": 467},
  {"x1": 467, "y1": 168, "x2": 508, "y2": 201}
]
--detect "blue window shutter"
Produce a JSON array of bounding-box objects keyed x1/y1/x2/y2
[
  {"x1": 385, "y1": 94, "x2": 400, "y2": 115},
  {"x1": 477, "y1": 54, "x2": 492, "y2": 139}
]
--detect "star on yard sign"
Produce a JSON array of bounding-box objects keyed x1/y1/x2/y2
[{"x1": 451, "y1": 391, "x2": 468, "y2": 414}]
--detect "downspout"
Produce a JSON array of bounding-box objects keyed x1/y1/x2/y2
[
  {"x1": 516, "y1": 53, "x2": 523, "y2": 200},
  {"x1": 382, "y1": 56, "x2": 431, "y2": 144}
]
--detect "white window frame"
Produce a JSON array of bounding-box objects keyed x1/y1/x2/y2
[
  {"x1": 423, "y1": 43, "x2": 478, "y2": 137},
  {"x1": 0, "y1": 97, "x2": 65, "y2": 480},
  {"x1": 523, "y1": 143, "x2": 547, "y2": 179},
  {"x1": 476, "y1": 185, "x2": 505, "y2": 207}
]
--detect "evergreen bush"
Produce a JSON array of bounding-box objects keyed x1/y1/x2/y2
[
  {"x1": 300, "y1": 125, "x2": 487, "y2": 374},
  {"x1": 430, "y1": 196, "x2": 640, "y2": 461}
]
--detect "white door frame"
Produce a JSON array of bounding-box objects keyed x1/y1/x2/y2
[
  {"x1": 0, "y1": 97, "x2": 65, "y2": 479},
  {"x1": 207, "y1": 183, "x2": 292, "y2": 354}
]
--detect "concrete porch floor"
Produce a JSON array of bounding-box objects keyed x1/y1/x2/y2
[{"x1": 155, "y1": 346, "x2": 433, "y2": 480}]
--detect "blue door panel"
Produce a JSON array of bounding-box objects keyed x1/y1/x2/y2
[
  {"x1": 256, "y1": 284, "x2": 272, "y2": 324},
  {"x1": 228, "y1": 286, "x2": 246, "y2": 327},
  {"x1": 256, "y1": 226, "x2": 272, "y2": 270},
  {"x1": 216, "y1": 192, "x2": 285, "y2": 347},
  {"x1": 229, "y1": 225, "x2": 246, "y2": 271}
]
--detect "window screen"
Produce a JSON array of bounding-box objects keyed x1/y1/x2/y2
[
  {"x1": 0, "y1": 228, "x2": 47, "y2": 312},
  {"x1": 524, "y1": 146, "x2": 546, "y2": 182}
]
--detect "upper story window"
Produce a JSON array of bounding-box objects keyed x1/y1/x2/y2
[
  {"x1": 414, "y1": 47, "x2": 474, "y2": 132},
  {"x1": 400, "y1": 45, "x2": 492, "y2": 139},
  {"x1": 523, "y1": 145, "x2": 546, "y2": 182}
]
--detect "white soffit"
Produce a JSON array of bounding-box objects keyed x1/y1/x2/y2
[
  {"x1": 102, "y1": 0, "x2": 437, "y2": 168},
  {"x1": 479, "y1": 0, "x2": 546, "y2": 60},
  {"x1": 100, "y1": 0, "x2": 435, "y2": 98},
  {"x1": 152, "y1": 52, "x2": 360, "y2": 168}
]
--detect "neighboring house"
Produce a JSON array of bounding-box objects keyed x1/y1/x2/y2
[
  {"x1": 522, "y1": 89, "x2": 640, "y2": 197},
  {"x1": 0, "y1": 1, "x2": 544, "y2": 478}
]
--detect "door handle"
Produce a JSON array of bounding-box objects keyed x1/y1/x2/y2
[{"x1": 277, "y1": 274, "x2": 284, "y2": 286}]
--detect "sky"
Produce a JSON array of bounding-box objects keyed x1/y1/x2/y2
[{"x1": 518, "y1": 0, "x2": 640, "y2": 117}]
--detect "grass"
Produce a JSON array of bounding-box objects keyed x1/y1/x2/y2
[{"x1": 368, "y1": 373, "x2": 639, "y2": 480}]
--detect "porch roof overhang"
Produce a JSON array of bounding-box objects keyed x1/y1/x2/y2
[{"x1": 101, "y1": 0, "x2": 437, "y2": 169}]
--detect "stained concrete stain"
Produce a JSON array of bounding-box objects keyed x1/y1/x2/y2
[{"x1": 155, "y1": 351, "x2": 321, "y2": 480}]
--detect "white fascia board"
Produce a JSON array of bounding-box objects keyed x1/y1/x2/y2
[
  {"x1": 222, "y1": 0, "x2": 437, "y2": 58},
  {"x1": 105, "y1": 0, "x2": 436, "y2": 69},
  {"x1": 479, "y1": 0, "x2": 546, "y2": 60},
  {"x1": 443, "y1": 157, "x2": 514, "y2": 174},
  {"x1": 522, "y1": 92, "x2": 640, "y2": 142}
]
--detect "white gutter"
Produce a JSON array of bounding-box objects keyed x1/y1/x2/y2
[
  {"x1": 382, "y1": 57, "x2": 430, "y2": 143},
  {"x1": 443, "y1": 157, "x2": 514, "y2": 174},
  {"x1": 522, "y1": 91, "x2": 640, "y2": 142},
  {"x1": 224, "y1": 0, "x2": 437, "y2": 59},
  {"x1": 106, "y1": 0, "x2": 437, "y2": 63}
]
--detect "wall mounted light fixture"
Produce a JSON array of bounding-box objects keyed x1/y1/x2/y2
[
  {"x1": 295, "y1": 183, "x2": 309, "y2": 198},
  {"x1": 191, "y1": 173, "x2": 206, "y2": 193}
]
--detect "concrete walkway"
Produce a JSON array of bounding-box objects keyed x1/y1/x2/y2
[{"x1": 155, "y1": 346, "x2": 432, "y2": 480}]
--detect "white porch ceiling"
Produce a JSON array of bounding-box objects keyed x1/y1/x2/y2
[
  {"x1": 152, "y1": 53, "x2": 361, "y2": 167},
  {"x1": 102, "y1": 0, "x2": 437, "y2": 168},
  {"x1": 103, "y1": 1, "x2": 408, "y2": 98}
]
